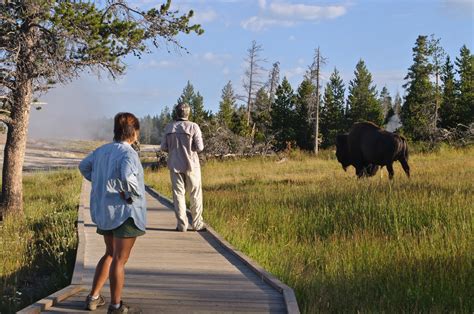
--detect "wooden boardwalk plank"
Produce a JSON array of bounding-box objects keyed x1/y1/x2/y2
[{"x1": 21, "y1": 180, "x2": 297, "y2": 314}]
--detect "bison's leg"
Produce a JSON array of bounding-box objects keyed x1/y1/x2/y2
[
  {"x1": 355, "y1": 166, "x2": 365, "y2": 178},
  {"x1": 366, "y1": 164, "x2": 379, "y2": 177},
  {"x1": 400, "y1": 159, "x2": 410, "y2": 178},
  {"x1": 387, "y1": 163, "x2": 394, "y2": 180}
]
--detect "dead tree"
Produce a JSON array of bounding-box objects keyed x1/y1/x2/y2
[
  {"x1": 242, "y1": 40, "x2": 266, "y2": 127},
  {"x1": 307, "y1": 47, "x2": 327, "y2": 155}
]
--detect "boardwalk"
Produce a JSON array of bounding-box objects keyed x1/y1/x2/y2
[{"x1": 20, "y1": 180, "x2": 297, "y2": 313}]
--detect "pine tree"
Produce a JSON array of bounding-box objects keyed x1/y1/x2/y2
[
  {"x1": 271, "y1": 77, "x2": 297, "y2": 150},
  {"x1": 177, "y1": 81, "x2": 207, "y2": 124},
  {"x1": 428, "y1": 35, "x2": 446, "y2": 129},
  {"x1": 267, "y1": 61, "x2": 281, "y2": 106},
  {"x1": 177, "y1": 81, "x2": 196, "y2": 120},
  {"x1": 379, "y1": 86, "x2": 393, "y2": 124},
  {"x1": 401, "y1": 35, "x2": 435, "y2": 140},
  {"x1": 252, "y1": 87, "x2": 272, "y2": 142},
  {"x1": 192, "y1": 92, "x2": 206, "y2": 124},
  {"x1": 393, "y1": 92, "x2": 402, "y2": 116},
  {"x1": 455, "y1": 45, "x2": 474, "y2": 126},
  {"x1": 231, "y1": 106, "x2": 251, "y2": 137},
  {"x1": 320, "y1": 68, "x2": 346, "y2": 147},
  {"x1": 152, "y1": 107, "x2": 172, "y2": 144},
  {"x1": 346, "y1": 59, "x2": 383, "y2": 126},
  {"x1": 140, "y1": 115, "x2": 153, "y2": 144},
  {"x1": 439, "y1": 56, "x2": 458, "y2": 128},
  {"x1": 295, "y1": 79, "x2": 315, "y2": 150},
  {"x1": 218, "y1": 81, "x2": 236, "y2": 128}
]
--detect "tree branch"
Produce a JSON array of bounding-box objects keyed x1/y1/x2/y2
[
  {"x1": 28, "y1": 23, "x2": 54, "y2": 36},
  {"x1": 102, "y1": 2, "x2": 144, "y2": 22}
]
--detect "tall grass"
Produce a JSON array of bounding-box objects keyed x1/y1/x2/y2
[
  {"x1": 146, "y1": 146, "x2": 474, "y2": 312},
  {"x1": 0, "y1": 170, "x2": 82, "y2": 313}
]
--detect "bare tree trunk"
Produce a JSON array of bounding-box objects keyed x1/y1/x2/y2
[
  {"x1": 246, "y1": 59, "x2": 254, "y2": 126},
  {"x1": 1, "y1": 80, "x2": 32, "y2": 218},
  {"x1": 0, "y1": 24, "x2": 36, "y2": 219},
  {"x1": 306, "y1": 47, "x2": 325, "y2": 155},
  {"x1": 433, "y1": 70, "x2": 440, "y2": 133},
  {"x1": 313, "y1": 49, "x2": 321, "y2": 155}
]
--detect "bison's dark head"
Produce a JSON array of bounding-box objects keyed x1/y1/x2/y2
[{"x1": 335, "y1": 134, "x2": 351, "y2": 171}]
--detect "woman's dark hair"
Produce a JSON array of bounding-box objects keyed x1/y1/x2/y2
[{"x1": 113, "y1": 112, "x2": 140, "y2": 142}]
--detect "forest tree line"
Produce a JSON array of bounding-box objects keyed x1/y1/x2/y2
[{"x1": 131, "y1": 35, "x2": 473, "y2": 154}]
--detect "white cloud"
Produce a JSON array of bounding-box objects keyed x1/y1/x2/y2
[
  {"x1": 202, "y1": 52, "x2": 232, "y2": 65},
  {"x1": 192, "y1": 9, "x2": 218, "y2": 24},
  {"x1": 242, "y1": 1, "x2": 348, "y2": 32},
  {"x1": 222, "y1": 67, "x2": 230, "y2": 75},
  {"x1": 269, "y1": 2, "x2": 347, "y2": 20},
  {"x1": 144, "y1": 60, "x2": 175, "y2": 69},
  {"x1": 241, "y1": 16, "x2": 295, "y2": 32},
  {"x1": 283, "y1": 66, "x2": 306, "y2": 79},
  {"x1": 441, "y1": 0, "x2": 474, "y2": 18}
]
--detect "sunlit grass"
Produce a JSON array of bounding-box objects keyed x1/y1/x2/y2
[
  {"x1": 0, "y1": 170, "x2": 82, "y2": 313},
  {"x1": 146, "y1": 146, "x2": 474, "y2": 312}
]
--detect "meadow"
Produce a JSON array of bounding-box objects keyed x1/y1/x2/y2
[
  {"x1": 146, "y1": 146, "x2": 474, "y2": 313},
  {"x1": 0, "y1": 170, "x2": 82, "y2": 313}
]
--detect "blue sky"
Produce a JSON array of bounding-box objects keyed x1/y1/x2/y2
[{"x1": 30, "y1": 0, "x2": 473, "y2": 138}]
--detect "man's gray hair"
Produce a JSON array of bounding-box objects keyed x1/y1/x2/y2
[{"x1": 176, "y1": 103, "x2": 190, "y2": 119}]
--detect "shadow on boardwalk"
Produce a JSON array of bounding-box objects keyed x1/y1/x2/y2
[{"x1": 19, "y1": 180, "x2": 298, "y2": 313}]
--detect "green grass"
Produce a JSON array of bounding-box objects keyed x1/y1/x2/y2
[
  {"x1": 146, "y1": 146, "x2": 474, "y2": 313},
  {"x1": 0, "y1": 170, "x2": 82, "y2": 313}
]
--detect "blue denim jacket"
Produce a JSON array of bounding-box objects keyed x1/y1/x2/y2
[{"x1": 79, "y1": 142, "x2": 146, "y2": 231}]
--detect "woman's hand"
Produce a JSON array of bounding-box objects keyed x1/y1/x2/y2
[{"x1": 119, "y1": 191, "x2": 133, "y2": 204}]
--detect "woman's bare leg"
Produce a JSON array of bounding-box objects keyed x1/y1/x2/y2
[
  {"x1": 109, "y1": 237, "x2": 137, "y2": 304},
  {"x1": 90, "y1": 234, "x2": 114, "y2": 296}
]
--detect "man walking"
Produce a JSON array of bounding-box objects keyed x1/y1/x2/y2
[{"x1": 161, "y1": 103, "x2": 206, "y2": 232}]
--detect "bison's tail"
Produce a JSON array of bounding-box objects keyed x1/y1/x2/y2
[
  {"x1": 400, "y1": 136, "x2": 409, "y2": 160},
  {"x1": 399, "y1": 136, "x2": 410, "y2": 178}
]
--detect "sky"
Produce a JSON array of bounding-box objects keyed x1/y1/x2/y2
[{"x1": 29, "y1": 0, "x2": 473, "y2": 139}]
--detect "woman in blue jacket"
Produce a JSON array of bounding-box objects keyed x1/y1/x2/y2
[{"x1": 79, "y1": 112, "x2": 145, "y2": 314}]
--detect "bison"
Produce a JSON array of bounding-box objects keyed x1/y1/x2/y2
[{"x1": 336, "y1": 122, "x2": 410, "y2": 179}]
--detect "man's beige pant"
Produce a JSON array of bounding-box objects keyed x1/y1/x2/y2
[{"x1": 170, "y1": 168, "x2": 204, "y2": 231}]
